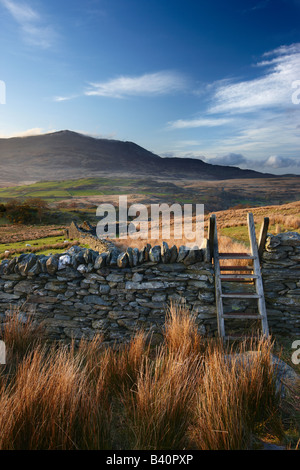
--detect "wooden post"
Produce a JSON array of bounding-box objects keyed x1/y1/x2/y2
[
  {"x1": 208, "y1": 216, "x2": 215, "y2": 262},
  {"x1": 247, "y1": 213, "x2": 269, "y2": 336},
  {"x1": 212, "y1": 214, "x2": 225, "y2": 339},
  {"x1": 258, "y1": 217, "x2": 269, "y2": 259}
]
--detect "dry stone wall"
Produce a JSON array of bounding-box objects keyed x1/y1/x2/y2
[
  {"x1": 0, "y1": 231, "x2": 299, "y2": 343},
  {"x1": 261, "y1": 232, "x2": 300, "y2": 336},
  {"x1": 0, "y1": 243, "x2": 216, "y2": 344}
]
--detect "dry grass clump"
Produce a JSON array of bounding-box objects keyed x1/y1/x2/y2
[
  {"x1": 0, "y1": 307, "x2": 44, "y2": 369},
  {"x1": 189, "y1": 336, "x2": 284, "y2": 450},
  {"x1": 269, "y1": 214, "x2": 300, "y2": 230},
  {"x1": 124, "y1": 304, "x2": 204, "y2": 450},
  {"x1": 0, "y1": 344, "x2": 112, "y2": 450},
  {"x1": 125, "y1": 349, "x2": 201, "y2": 450},
  {"x1": 0, "y1": 304, "x2": 288, "y2": 450},
  {"x1": 164, "y1": 302, "x2": 206, "y2": 358}
]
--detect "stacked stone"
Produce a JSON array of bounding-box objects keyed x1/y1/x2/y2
[
  {"x1": 261, "y1": 232, "x2": 300, "y2": 336},
  {"x1": 68, "y1": 221, "x2": 115, "y2": 253},
  {"x1": 0, "y1": 243, "x2": 216, "y2": 345}
]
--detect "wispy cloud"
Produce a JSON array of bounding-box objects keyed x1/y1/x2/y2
[
  {"x1": 0, "y1": 0, "x2": 57, "y2": 48},
  {"x1": 165, "y1": 43, "x2": 300, "y2": 173},
  {"x1": 0, "y1": 127, "x2": 55, "y2": 138},
  {"x1": 167, "y1": 117, "x2": 232, "y2": 129},
  {"x1": 243, "y1": 0, "x2": 270, "y2": 13},
  {"x1": 208, "y1": 43, "x2": 300, "y2": 114},
  {"x1": 84, "y1": 71, "x2": 187, "y2": 98},
  {"x1": 53, "y1": 94, "x2": 79, "y2": 102}
]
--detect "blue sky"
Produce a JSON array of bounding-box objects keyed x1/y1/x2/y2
[{"x1": 0, "y1": 0, "x2": 300, "y2": 174}]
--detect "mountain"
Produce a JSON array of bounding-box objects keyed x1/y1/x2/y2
[{"x1": 0, "y1": 130, "x2": 274, "y2": 184}]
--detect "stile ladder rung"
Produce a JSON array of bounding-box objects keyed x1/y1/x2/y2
[
  {"x1": 220, "y1": 274, "x2": 258, "y2": 280},
  {"x1": 221, "y1": 293, "x2": 261, "y2": 299},
  {"x1": 222, "y1": 314, "x2": 262, "y2": 319},
  {"x1": 219, "y1": 266, "x2": 253, "y2": 271},
  {"x1": 225, "y1": 335, "x2": 260, "y2": 341},
  {"x1": 219, "y1": 253, "x2": 255, "y2": 260}
]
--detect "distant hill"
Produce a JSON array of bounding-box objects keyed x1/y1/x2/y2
[{"x1": 0, "y1": 130, "x2": 275, "y2": 184}]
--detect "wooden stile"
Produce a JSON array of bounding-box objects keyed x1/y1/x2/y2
[{"x1": 209, "y1": 212, "x2": 269, "y2": 341}]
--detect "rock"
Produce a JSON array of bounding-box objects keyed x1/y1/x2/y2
[
  {"x1": 46, "y1": 256, "x2": 59, "y2": 275},
  {"x1": 177, "y1": 246, "x2": 188, "y2": 262},
  {"x1": 94, "y1": 252, "x2": 108, "y2": 270},
  {"x1": 152, "y1": 293, "x2": 167, "y2": 302},
  {"x1": 18, "y1": 254, "x2": 38, "y2": 276},
  {"x1": 277, "y1": 232, "x2": 300, "y2": 246},
  {"x1": 132, "y1": 248, "x2": 139, "y2": 267},
  {"x1": 64, "y1": 327, "x2": 95, "y2": 340},
  {"x1": 149, "y1": 245, "x2": 161, "y2": 263},
  {"x1": 14, "y1": 280, "x2": 37, "y2": 293},
  {"x1": 0, "y1": 292, "x2": 21, "y2": 301},
  {"x1": 126, "y1": 247, "x2": 134, "y2": 267},
  {"x1": 125, "y1": 281, "x2": 165, "y2": 290},
  {"x1": 4, "y1": 258, "x2": 17, "y2": 275},
  {"x1": 138, "y1": 247, "x2": 146, "y2": 263},
  {"x1": 169, "y1": 245, "x2": 178, "y2": 263},
  {"x1": 77, "y1": 264, "x2": 88, "y2": 274},
  {"x1": 106, "y1": 274, "x2": 124, "y2": 282},
  {"x1": 117, "y1": 252, "x2": 128, "y2": 268},
  {"x1": 58, "y1": 255, "x2": 71, "y2": 270},
  {"x1": 161, "y1": 242, "x2": 171, "y2": 264},
  {"x1": 109, "y1": 248, "x2": 121, "y2": 266},
  {"x1": 183, "y1": 248, "x2": 203, "y2": 265},
  {"x1": 45, "y1": 281, "x2": 66, "y2": 293},
  {"x1": 99, "y1": 284, "x2": 110, "y2": 294},
  {"x1": 83, "y1": 295, "x2": 110, "y2": 306},
  {"x1": 92, "y1": 319, "x2": 110, "y2": 330},
  {"x1": 132, "y1": 272, "x2": 143, "y2": 282},
  {"x1": 67, "y1": 245, "x2": 82, "y2": 255},
  {"x1": 83, "y1": 249, "x2": 98, "y2": 264}
]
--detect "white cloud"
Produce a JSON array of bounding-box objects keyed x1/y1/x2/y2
[
  {"x1": 0, "y1": 0, "x2": 57, "y2": 48},
  {"x1": 264, "y1": 155, "x2": 300, "y2": 168},
  {"x1": 209, "y1": 43, "x2": 300, "y2": 113},
  {"x1": 167, "y1": 117, "x2": 232, "y2": 129},
  {"x1": 0, "y1": 128, "x2": 55, "y2": 138},
  {"x1": 165, "y1": 43, "x2": 300, "y2": 173},
  {"x1": 53, "y1": 94, "x2": 79, "y2": 102},
  {"x1": 85, "y1": 71, "x2": 187, "y2": 98},
  {"x1": 206, "y1": 153, "x2": 248, "y2": 166}
]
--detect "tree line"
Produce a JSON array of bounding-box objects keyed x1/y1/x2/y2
[{"x1": 0, "y1": 198, "x2": 48, "y2": 224}]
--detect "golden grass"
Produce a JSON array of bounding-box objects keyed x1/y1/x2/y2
[
  {"x1": 210, "y1": 201, "x2": 300, "y2": 230},
  {"x1": 189, "y1": 337, "x2": 284, "y2": 450},
  {"x1": 0, "y1": 304, "x2": 291, "y2": 450}
]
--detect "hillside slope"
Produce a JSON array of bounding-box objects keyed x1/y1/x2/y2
[{"x1": 0, "y1": 130, "x2": 274, "y2": 183}]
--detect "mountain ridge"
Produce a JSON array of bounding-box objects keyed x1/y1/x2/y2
[{"x1": 0, "y1": 130, "x2": 276, "y2": 183}]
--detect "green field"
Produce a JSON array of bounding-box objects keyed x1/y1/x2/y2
[{"x1": 0, "y1": 178, "x2": 145, "y2": 201}]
